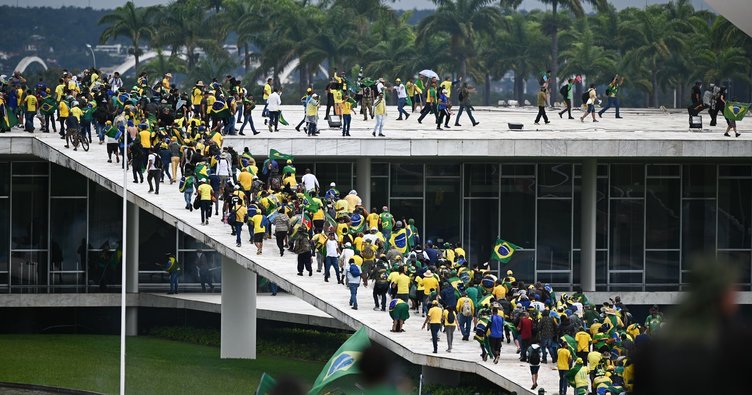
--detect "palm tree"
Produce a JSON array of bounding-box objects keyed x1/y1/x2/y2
[
  {"x1": 156, "y1": 0, "x2": 224, "y2": 71},
  {"x1": 558, "y1": 20, "x2": 617, "y2": 85},
  {"x1": 140, "y1": 50, "x2": 187, "y2": 82},
  {"x1": 417, "y1": 0, "x2": 502, "y2": 77},
  {"x1": 98, "y1": 1, "x2": 156, "y2": 73},
  {"x1": 538, "y1": 0, "x2": 607, "y2": 103},
  {"x1": 620, "y1": 6, "x2": 687, "y2": 107}
]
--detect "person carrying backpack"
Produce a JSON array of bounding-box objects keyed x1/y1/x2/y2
[
  {"x1": 528, "y1": 342, "x2": 542, "y2": 390},
  {"x1": 456, "y1": 291, "x2": 475, "y2": 341},
  {"x1": 558, "y1": 78, "x2": 575, "y2": 119},
  {"x1": 370, "y1": 258, "x2": 389, "y2": 311},
  {"x1": 442, "y1": 306, "x2": 457, "y2": 352},
  {"x1": 346, "y1": 258, "x2": 362, "y2": 310}
]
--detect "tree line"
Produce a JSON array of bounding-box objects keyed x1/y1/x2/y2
[{"x1": 95, "y1": 0, "x2": 752, "y2": 107}]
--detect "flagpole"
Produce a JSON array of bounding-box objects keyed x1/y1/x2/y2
[{"x1": 120, "y1": 136, "x2": 128, "y2": 395}]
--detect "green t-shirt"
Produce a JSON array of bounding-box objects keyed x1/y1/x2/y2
[{"x1": 380, "y1": 212, "x2": 394, "y2": 230}]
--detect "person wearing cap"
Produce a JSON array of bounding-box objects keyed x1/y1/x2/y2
[
  {"x1": 295, "y1": 88, "x2": 313, "y2": 132},
  {"x1": 197, "y1": 178, "x2": 215, "y2": 225},
  {"x1": 341, "y1": 93, "x2": 354, "y2": 136},
  {"x1": 421, "y1": 300, "x2": 443, "y2": 354},
  {"x1": 372, "y1": 90, "x2": 386, "y2": 137},
  {"x1": 325, "y1": 182, "x2": 340, "y2": 202},
  {"x1": 421, "y1": 270, "x2": 439, "y2": 316},
  {"x1": 162, "y1": 252, "x2": 181, "y2": 295},
  {"x1": 375, "y1": 77, "x2": 386, "y2": 95},
  {"x1": 436, "y1": 88, "x2": 451, "y2": 130},
  {"x1": 393, "y1": 78, "x2": 410, "y2": 121}
]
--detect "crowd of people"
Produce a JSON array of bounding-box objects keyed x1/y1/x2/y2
[{"x1": 1, "y1": 67, "x2": 677, "y2": 395}]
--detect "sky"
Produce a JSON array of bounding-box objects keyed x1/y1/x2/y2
[{"x1": 0, "y1": 0, "x2": 713, "y2": 11}]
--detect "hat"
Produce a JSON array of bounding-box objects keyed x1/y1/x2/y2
[
  {"x1": 306, "y1": 87, "x2": 313, "y2": 93},
  {"x1": 506, "y1": 270, "x2": 513, "y2": 275},
  {"x1": 432, "y1": 300, "x2": 438, "y2": 305},
  {"x1": 424, "y1": 270, "x2": 433, "y2": 277},
  {"x1": 395, "y1": 78, "x2": 401, "y2": 82},
  {"x1": 196, "y1": 81, "x2": 204, "y2": 87},
  {"x1": 330, "y1": 182, "x2": 336, "y2": 187},
  {"x1": 348, "y1": 190, "x2": 357, "y2": 195},
  {"x1": 165, "y1": 73, "x2": 173, "y2": 78},
  {"x1": 378, "y1": 78, "x2": 385, "y2": 82},
  {"x1": 576, "y1": 358, "x2": 583, "y2": 364},
  {"x1": 286, "y1": 159, "x2": 292, "y2": 164}
]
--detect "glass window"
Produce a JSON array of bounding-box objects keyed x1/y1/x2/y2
[
  {"x1": 139, "y1": 210, "x2": 176, "y2": 271},
  {"x1": 573, "y1": 178, "x2": 609, "y2": 249},
  {"x1": 717, "y1": 251, "x2": 751, "y2": 289},
  {"x1": 683, "y1": 165, "x2": 716, "y2": 198},
  {"x1": 645, "y1": 178, "x2": 680, "y2": 249},
  {"x1": 538, "y1": 164, "x2": 572, "y2": 198},
  {"x1": 88, "y1": 183, "x2": 122, "y2": 249},
  {"x1": 537, "y1": 199, "x2": 572, "y2": 271},
  {"x1": 572, "y1": 250, "x2": 607, "y2": 289},
  {"x1": 315, "y1": 163, "x2": 353, "y2": 193},
  {"x1": 646, "y1": 164, "x2": 680, "y2": 177},
  {"x1": 389, "y1": 199, "x2": 423, "y2": 239},
  {"x1": 370, "y1": 177, "x2": 388, "y2": 210},
  {"x1": 51, "y1": 164, "x2": 87, "y2": 196},
  {"x1": 87, "y1": 249, "x2": 122, "y2": 290},
  {"x1": 179, "y1": 250, "x2": 221, "y2": 286},
  {"x1": 502, "y1": 164, "x2": 535, "y2": 177},
  {"x1": 425, "y1": 178, "x2": 460, "y2": 246},
  {"x1": 50, "y1": 198, "x2": 88, "y2": 272},
  {"x1": 646, "y1": 251, "x2": 680, "y2": 285},
  {"x1": 610, "y1": 164, "x2": 644, "y2": 198},
  {"x1": 682, "y1": 200, "x2": 716, "y2": 266},
  {"x1": 719, "y1": 165, "x2": 751, "y2": 178},
  {"x1": 609, "y1": 272, "x2": 643, "y2": 289},
  {"x1": 573, "y1": 164, "x2": 608, "y2": 177},
  {"x1": 390, "y1": 164, "x2": 423, "y2": 198},
  {"x1": 372, "y1": 163, "x2": 389, "y2": 177},
  {"x1": 179, "y1": 232, "x2": 212, "y2": 250},
  {"x1": 717, "y1": 179, "x2": 751, "y2": 249},
  {"x1": 10, "y1": 251, "x2": 48, "y2": 291},
  {"x1": 536, "y1": 272, "x2": 570, "y2": 286},
  {"x1": 609, "y1": 199, "x2": 644, "y2": 271},
  {"x1": 464, "y1": 164, "x2": 499, "y2": 197},
  {"x1": 0, "y1": 198, "x2": 9, "y2": 274},
  {"x1": 500, "y1": 178, "x2": 534, "y2": 248},
  {"x1": 12, "y1": 162, "x2": 48, "y2": 175},
  {"x1": 426, "y1": 164, "x2": 460, "y2": 177},
  {"x1": 463, "y1": 199, "x2": 498, "y2": 265},
  {"x1": 11, "y1": 177, "x2": 48, "y2": 250},
  {"x1": 0, "y1": 162, "x2": 9, "y2": 196},
  {"x1": 505, "y1": 250, "x2": 535, "y2": 285}
]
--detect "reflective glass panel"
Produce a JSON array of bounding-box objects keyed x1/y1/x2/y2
[
  {"x1": 717, "y1": 179, "x2": 752, "y2": 249},
  {"x1": 610, "y1": 164, "x2": 644, "y2": 198},
  {"x1": 537, "y1": 199, "x2": 571, "y2": 271},
  {"x1": 390, "y1": 164, "x2": 423, "y2": 197},
  {"x1": 464, "y1": 164, "x2": 499, "y2": 197},
  {"x1": 500, "y1": 178, "x2": 534, "y2": 248},
  {"x1": 139, "y1": 210, "x2": 176, "y2": 271},
  {"x1": 11, "y1": 177, "x2": 48, "y2": 249},
  {"x1": 645, "y1": 251, "x2": 680, "y2": 285},
  {"x1": 51, "y1": 164, "x2": 87, "y2": 196},
  {"x1": 681, "y1": 200, "x2": 716, "y2": 266},
  {"x1": 609, "y1": 199, "x2": 644, "y2": 270},
  {"x1": 463, "y1": 199, "x2": 498, "y2": 265},
  {"x1": 50, "y1": 198, "x2": 88, "y2": 272},
  {"x1": 645, "y1": 178, "x2": 680, "y2": 249},
  {"x1": 425, "y1": 178, "x2": 460, "y2": 246},
  {"x1": 683, "y1": 164, "x2": 716, "y2": 198},
  {"x1": 538, "y1": 164, "x2": 572, "y2": 198},
  {"x1": 88, "y1": 182, "x2": 122, "y2": 249}
]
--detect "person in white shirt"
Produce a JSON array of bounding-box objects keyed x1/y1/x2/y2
[
  {"x1": 146, "y1": 148, "x2": 161, "y2": 194},
  {"x1": 301, "y1": 168, "x2": 319, "y2": 192},
  {"x1": 339, "y1": 242, "x2": 355, "y2": 283},
  {"x1": 109, "y1": 72, "x2": 123, "y2": 92},
  {"x1": 346, "y1": 258, "x2": 361, "y2": 310},
  {"x1": 266, "y1": 87, "x2": 282, "y2": 132},
  {"x1": 324, "y1": 233, "x2": 341, "y2": 284},
  {"x1": 393, "y1": 78, "x2": 410, "y2": 120},
  {"x1": 376, "y1": 78, "x2": 385, "y2": 95}
]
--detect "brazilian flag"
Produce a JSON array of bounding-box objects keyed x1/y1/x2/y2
[
  {"x1": 560, "y1": 334, "x2": 577, "y2": 356},
  {"x1": 303, "y1": 191, "x2": 321, "y2": 214},
  {"x1": 39, "y1": 96, "x2": 57, "y2": 116},
  {"x1": 723, "y1": 101, "x2": 750, "y2": 121},
  {"x1": 308, "y1": 327, "x2": 371, "y2": 395},
  {"x1": 349, "y1": 212, "x2": 365, "y2": 234},
  {"x1": 279, "y1": 112, "x2": 289, "y2": 126},
  {"x1": 269, "y1": 149, "x2": 294, "y2": 161},
  {"x1": 1, "y1": 104, "x2": 19, "y2": 130},
  {"x1": 390, "y1": 228, "x2": 408, "y2": 254},
  {"x1": 211, "y1": 100, "x2": 230, "y2": 120},
  {"x1": 490, "y1": 238, "x2": 520, "y2": 263}
]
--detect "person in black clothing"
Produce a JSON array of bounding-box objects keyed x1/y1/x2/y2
[
  {"x1": 324, "y1": 77, "x2": 337, "y2": 120},
  {"x1": 688, "y1": 80, "x2": 706, "y2": 116}
]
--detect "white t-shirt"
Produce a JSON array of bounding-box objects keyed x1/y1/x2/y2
[
  {"x1": 267, "y1": 92, "x2": 282, "y2": 111},
  {"x1": 394, "y1": 84, "x2": 407, "y2": 99},
  {"x1": 215, "y1": 156, "x2": 231, "y2": 176},
  {"x1": 301, "y1": 173, "x2": 319, "y2": 192},
  {"x1": 147, "y1": 153, "x2": 159, "y2": 171},
  {"x1": 340, "y1": 248, "x2": 354, "y2": 266},
  {"x1": 325, "y1": 239, "x2": 339, "y2": 257},
  {"x1": 376, "y1": 82, "x2": 385, "y2": 94}
]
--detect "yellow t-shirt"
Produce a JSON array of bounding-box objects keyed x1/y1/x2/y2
[
  {"x1": 557, "y1": 348, "x2": 572, "y2": 370},
  {"x1": 442, "y1": 309, "x2": 457, "y2": 326},
  {"x1": 374, "y1": 98, "x2": 386, "y2": 115},
  {"x1": 197, "y1": 183, "x2": 213, "y2": 200},
  {"x1": 587, "y1": 351, "x2": 602, "y2": 372},
  {"x1": 396, "y1": 273, "x2": 411, "y2": 294},
  {"x1": 421, "y1": 276, "x2": 439, "y2": 296},
  {"x1": 333, "y1": 90, "x2": 343, "y2": 104},
  {"x1": 263, "y1": 83, "x2": 272, "y2": 100},
  {"x1": 366, "y1": 213, "x2": 380, "y2": 229},
  {"x1": 234, "y1": 204, "x2": 247, "y2": 224},
  {"x1": 25, "y1": 95, "x2": 38, "y2": 112},
  {"x1": 55, "y1": 84, "x2": 65, "y2": 101},
  {"x1": 238, "y1": 171, "x2": 252, "y2": 191},
  {"x1": 139, "y1": 130, "x2": 152, "y2": 149},
  {"x1": 342, "y1": 101, "x2": 352, "y2": 115},
  {"x1": 283, "y1": 174, "x2": 297, "y2": 188},
  {"x1": 70, "y1": 106, "x2": 83, "y2": 122},
  {"x1": 58, "y1": 101, "x2": 70, "y2": 117},
  {"x1": 427, "y1": 306, "x2": 443, "y2": 324},
  {"x1": 492, "y1": 284, "x2": 507, "y2": 300},
  {"x1": 192, "y1": 87, "x2": 203, "y2": 106},
  {"x1": 575, "y1": 331, "x2": 592, "y2": 352},
  {"x1": 252, "y1": 214, "x2": 265, "y2": 234}
]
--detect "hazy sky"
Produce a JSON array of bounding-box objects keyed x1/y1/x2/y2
[{"x1": 0, "y1": 0, "x2": 713, "y2": 11}]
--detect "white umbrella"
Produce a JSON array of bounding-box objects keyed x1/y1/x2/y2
[{"x1": 418, "y1": 69, "x2": 439, "y2": 80}]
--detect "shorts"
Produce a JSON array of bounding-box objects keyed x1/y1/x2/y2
[
  {"x1": 587, "y1": 104, "x2": 595, "y2": 113},
  {"x1": 726, "y1": 118, "x2": 737, "y2": 128},
  {"x1": 253, "y1": 233, "x2": 265, "y2": 243},
  {"x1": 529, "y1": 365, "x2": 540, "y2": 375},
  {"x1": 107, "y1": 143, "x2": 118, "y2": 155}
]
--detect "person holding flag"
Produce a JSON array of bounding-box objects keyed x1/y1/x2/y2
[
  {"x1": 39, "y1": 92, "x2": 58, "y2": 134},
  {"x1": 491, "y1": 238, "x2": 521, "y2": 264},
  {"x1": 720, "y1": 88, "x2": 747, "y2": 138}
]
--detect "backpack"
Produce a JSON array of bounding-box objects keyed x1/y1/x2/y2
[
  {"x1": 461, "y1": 299, "x2": 473, "y2": 317},
  {"x1": 605, "y1": 86, "x2": 613, "y2": 96},
  {"x1": 362, "y1": 244, "x2": 376, "y2": 260},
  {"x1": 447, "y1": 309, "x2": 456, "y2": 324},
  {"x1": 152, "y1": 154, "x2": 163, "y2": 169},
  {"x1": 349, "y1": 264, "x2": 361, "y2": 277},
  {"x1": 559, "y1": 84, "x2": 569, "y2": 97},
  {"x1": 293, "y1": 237, "x2": 310, "y2": 254},
  {"x1": 376, "y1": 269, "x2": 388, "y2": 285},
  {"x1": 582, "y1": 91, "x2": 590, "y2": 104},
  {"x1": 529, "y1": 346, "x2": 541, "y2": 365}
]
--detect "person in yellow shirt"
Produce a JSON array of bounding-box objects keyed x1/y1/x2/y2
[
  {"x1": 394, "y1": 267, "x2": 411, "y2": 302},
  {"x1": 421, "y1": 269, "x2": 439, "y2": 316},
  {"x1": 421, "y1": 300, "x2": 443, "y2": 354},
  {"x1": 57, "y1": 99, "x2": 70, "y2": 136},
  {"x1": 332, "y1": 88, "x2": 343, "y2": 116},
  {"x1": 237, "y1": 167, "x2": 253, "y2": 197},
  {"x1": 574, "y1": 329, "x2": 592, "y2": 361},
  {"x1": 161, "y1": 73, "x2": 172, "y2": 93},
  {"x1": 261, "y1": 78, "x2": 272, "y2": 118},
  {"x1": 251, "y1": 212, "x2": 266, "y2": 254},
  {"x1": 282, "y1": 172, "x2": 297, "y2": 192},
  {"x1": 492, "y1": 281, "x2": 507, "y2": 301},
  {"x1": 366, "y1": 209, "x2": 380, "y2": 230},
  {"x1": 54, "y1": 78, "x2": 65, "y2": 102},
  {"x1": 372, "y1": 91, "x2": 386, "y2": 137},
  {"x1": 557, "y1": 339, "x2": 573, "y2": 395},
  {"x1": 341, "y1": 95, "x2": 352, "y2": 137},
  {"x1": 196, "y1": 179, "x2": 214, "y2": 225},
  {"x1": 192, "y1": 81, "x2": 205, "y2": 118},
  {"x1": 232, "y1": 202, "x2": 247, "y2": 247},
  {"x1": 138, "y1": 124, "x2": 153, "y2": 149},
  {"x1": 24, "y1": 93, "x2": 38, "y2": 132},
  {"x1": 442, "y1": 306, "x2": 458, "y2": 352}
]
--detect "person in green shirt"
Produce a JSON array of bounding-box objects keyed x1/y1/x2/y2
[
  {"x1": 379, "y1": 206, "x2": 394, "y2": 241},
  {"x1": 644, "y1": 305, "x2": 663, "y2": 334},
  {"x1": 598, "y1": 74, "x2": 624, "y2": 119}
]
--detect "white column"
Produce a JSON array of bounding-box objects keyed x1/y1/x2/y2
[
  {"x1": 221, "y1": 256, "x2": 256, "y2": 359},
  {"x1": 125, "y1": 202, "x2": 139, "y2": 336},
  {"x1": 580, "y1": 159, "x2": 597, "y2": 292},
  {"x1": 356, "y1": 157, "x2": 371, "y2": 210}
]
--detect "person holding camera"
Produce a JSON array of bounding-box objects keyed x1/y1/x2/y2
[{"x1": 598, "y1": 74, "x2": 624, "y2": 119}]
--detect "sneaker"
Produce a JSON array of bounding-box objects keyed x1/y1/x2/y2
[
  {"x1": 593, "y1": 119, "x2": 599, "y2": 122},
  {"x1": 405, "y1": 114, "x2": 410, "y2": 120},
  {"x1": 444, "y1": 125, "x2": 450, "y2": 129},
  {"x1": 736, "y1": 133, "x2": 741, "y2": 137},
  {"x1": 472, "y1": 122, "x2": 479, "y2": 127},
  {"x1": 373, "y1": 307, "x2": 380, "y2": 311},
  {"x1": 545, "y1": 121, "x2": 551, "y2": 124},
  {"x1": 396, "y1": 117, "x2": 403, "y2": 121},
  {"x1": 559, "y1": 113, "x2": 563, "y2": 118},
  {"x1": 531, "y1": 384, "x2": 537, "y2": 390},
  {"x1": 297, "y1": 273, "x2": 303, "y2": 276},
  {"x1": 616, "y1": 116, "x2": 624, "y2": 119},
  {"x1": 236, "y1": 243, "x2": 241, "y2": 247},
  {"x1": 494, "y1": 356, "x2": 499, "y2": 364},
  {"x1": 598, "y1": 112, "x2": 603, "y2": 118},
  {"x1": 372, "y1": 132, "x2": 376, "y2": 137},
  {"x1": 378, "y1": 134, "x2": 385, "y2": 137}
]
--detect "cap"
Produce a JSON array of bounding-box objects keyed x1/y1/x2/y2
[
  {"x1": 395, "y1": 78, "x2": 401, "y2": 82},
  {"x1": 432, "y1": 300, "x2": 438, "y2": 305},
  {"x1": 507, "y1": 270, "x2": 513, "y2": 275},
  {"x1": 330, "y1": 182, "x2": 336, "y2": 187},
  {"x1": 196, "y1": 81, "x2": 204, "y2": 87},
  {"x1": 312, "y1": 93, "x2": 319, "y2": 98},
  {"x1": 165, "y1": 73, "x2": 173, "y2": 78}
]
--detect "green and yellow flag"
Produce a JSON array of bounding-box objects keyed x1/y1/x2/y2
[
  {"x1": 39, "y1": 96, "x2": 57, "y2": 116},
  {"x1": 308, "y1": 327, "x2": 371, "y2": 395},
  {"x1": 255, "y1": 372, "x2": 277, "y2": 395},
  {"x1": 1, "y1": 104, "x2": 19, "y2": 130},
  {"x1": 269, "y1": 148, "x2": 294, "y2": 161},
  {"x1": 723, "y1": 101, "x2": 750, "y2": 121},
  {"x1": 490, "y1": 238, "x2": 520, "y2": 263}
]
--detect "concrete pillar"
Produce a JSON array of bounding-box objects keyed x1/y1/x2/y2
[
  {"x1": 125, "y1": 202, "x2": 139, "y2": 336},
  {"x1": 356, "y1": 157, "x2": 371, "y2": 210},
  {"x1": 580, "y1": 159, "x2": 597, "y2": 292},
  {"x1": 221, "y1": 256, "x2": 256, "y2": 359},
  {"x1": 421, "y1": 366, "x2": 460, "y2": 386}
]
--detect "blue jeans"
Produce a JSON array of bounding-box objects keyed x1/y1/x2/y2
[
  {"x1": 239, "y1": 112, "x2": 256, "y2": 134},
  {"x1": 342, "y1": 114, "x2": 351, "y2": 135},
  {"x1": 541, "y1": 337, "x2": 557, "y2": 362},
  {"x1": 382, "y1": 229, "x2": 391, "y2": 244},
  {"x1": 324, "y1": 256, "x2": 340, "y2": 281},
  {"x1": 235, "y1": 222, "x2": 243, "y2": 245},
  {"x1": 224, "y1": 115, "x2": 236, "y2": 135},
  {"x1": 456, "y1": 105, "x2": 477, "y2": 125},
  {"x1": 81, "y1": 121, "x2": 92, "y2": 142},
  {"x1": 599, "y1": 97, "x2": 620, "y2": 117},
  {"x1": 559, "y1": 370, "x2": 569, "y2": 395},
  {"x1": 458, "y1": 314, "x2": 472, "y2": 339},
  {"x1": 95, "y1": 121, "x2": 105, "y2": 142},
  {"x1": 25, "y1": 112, "x2": 35, "y2": 131},
  {"x1": 268, "y1": 111, "x2": 280, "y2": 130},
  {"x1": 397, "y1": 98, "x2": 409, "y2": 118},
  {"x1": 270, "y1": 282, "x2": 278, "y2": 295},
  {"x1": 348, "y1": 283, "x2": 359, "y2": 308},
  {"x1": 169, "y1": 271, "x2": 179, "y2": 293},
  {"x1": 183, "y1": 188, "x2": 194, "y2": 207}
]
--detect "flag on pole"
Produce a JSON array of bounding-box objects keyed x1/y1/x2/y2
[
  {"x1": 723, "y1": 101, "x2": 750, "y2": 121},
  {"x1": 1, "y1": 104, "x2": 19, "y2": 130},
  {"x1": 490, "y1": 238, "x2": 520, "y2": 263},
  {"x1": 308, "y1": 327, "x2": 371, "y2": 395},
  {"x1": 255, "y1": 373, "x2": 277, "y2": 395},
  {"x1": 269, "y1": 148, "x2": 294, "y2": 161}
]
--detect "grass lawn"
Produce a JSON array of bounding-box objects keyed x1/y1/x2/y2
[{"x1": 0, "y1": 334, "x2": 324, "y2": 394}]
